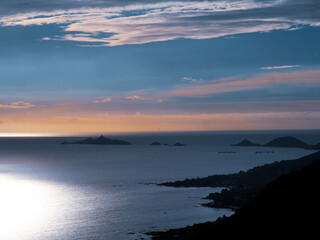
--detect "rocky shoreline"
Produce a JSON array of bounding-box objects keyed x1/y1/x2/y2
[
  {"x1": 160, "y1": 151, "x2": 320, "y2": 210},
  {"x1": 148, "y1": 151, "x2": 320, "y2": 239}
]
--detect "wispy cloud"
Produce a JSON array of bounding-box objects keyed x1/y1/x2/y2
[
  {"x1": 182, "y1": 77, "x2": 203, "y2": 83},
  {"x1": 168, "y1": 70, "x2": 320, "y2": 97},
  {"x1": 261, "y1": 65, "x2": 300, "y2": 70},
  {"x1": 126, "y1": 95, "x2": 142, "y2": 100},
  {"x1": 0, "y1": 101, "x2": 35, "y2": 109},
  {"x1": 1, "y1": 0, "x2": 319, "y2": 46},
  {"x1": 94, "y1": 97, "x2": 112, "y2": 103}
]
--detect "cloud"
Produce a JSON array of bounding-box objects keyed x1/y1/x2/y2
[
  {"x1": 126, "y1": 95, "x2": 142, "y2": 100},
  {"x1": 182, "y1": 77, "x2": 203, "y2": 83},
  {"x1": 94, "y1": 97, "x2": 112, "y2": 103},
  {"x1": 168, "y1": 70, "x2": 320, "y2": 97},
  {"x1": 0, "y1": 0, "x2": 319, "y2": 46},
  {"x1": 261, "y1": 65, "x2": 301, "y2": 70},
  {"x1": 0, "y1": 0, "x2": 146, "y2": 16},
  {"x1": 101, "y1": 97, "x2": 112, "y2": 103},
  {"x1": 0, "y1": 101, "x2": 36, "y2": 109}
]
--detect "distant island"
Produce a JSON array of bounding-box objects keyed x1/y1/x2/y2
[
  {"x1": 61, "y1": 135, "x2": 131, "y2": 145},
  {"x1": 150, "y1": 141, "x2": 186, "y2": 146},
  {"x1": 149, "y1": 152, "x2": 320, "y2": 239},
  {"x1": 173, "y1": 142, "x2": 186, "y2": 146},
  {"x1": 231, "y1": 136, "x2": 320, "y2": 150},
  {"x1": 231, "y1": 139, "x2": 261, "y2": 146}
]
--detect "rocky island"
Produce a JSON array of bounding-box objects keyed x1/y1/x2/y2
[
  {"x1": 232, "y1": 136, "x2": 320, "y2": 150},
  {"x1": 231, "y1": 139, "x2": 261, "y2": 146},
  {"x1": 173, "y1": 142, "x2": 186, "y2": 146},
  {"x1": 264, "y1": 136, "x2": 309, "y2": 148},
  {"x1": 149, "y1": 142, "x2": 186, "y2": 146},
  {"x1": 61, "y1": 135, "x2": 131, "y2": 145}
]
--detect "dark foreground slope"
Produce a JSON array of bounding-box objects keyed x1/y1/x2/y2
[
  {"x1": 161, "y1": 151, "x2": 320, "y2": 209},
  {"x1": 149, "y1": 155, "x2": 320, "y2": 239},
  {"x1": 160, "y1": 151, "x2": 320, "y2": 188}
]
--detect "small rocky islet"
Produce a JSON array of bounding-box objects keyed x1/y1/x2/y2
[{"x1": 150, "y1": 141, "x2": 186, "y2": 146}]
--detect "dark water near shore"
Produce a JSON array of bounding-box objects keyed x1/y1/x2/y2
[{"x1": 0, "y1": 130, "x2": 319, "y2": 239}]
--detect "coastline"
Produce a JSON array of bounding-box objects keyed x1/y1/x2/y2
[{"x1": 148, "y1": 150, "x2": 320, "y2": 239}]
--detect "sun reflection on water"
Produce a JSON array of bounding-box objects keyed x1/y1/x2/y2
[{"x1": 0, "y1": 175, "x2": 58, "y2": 239}]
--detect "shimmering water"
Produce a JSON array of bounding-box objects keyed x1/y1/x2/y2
[{"x1": 0, "y1": 130, "x2": 319, "y2": 239}]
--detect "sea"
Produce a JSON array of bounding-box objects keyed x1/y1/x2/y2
[{"x1": 0, "y1": 130, "x2": 319, "y2": 240}]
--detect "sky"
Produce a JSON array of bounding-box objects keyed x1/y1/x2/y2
[{"x1": 0, "y1": 0, "x2": 320, "y2": 135}]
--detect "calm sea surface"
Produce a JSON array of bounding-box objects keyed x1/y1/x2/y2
[{"x1": 0, "y1": 130, "x2": 319, "y2": 239}]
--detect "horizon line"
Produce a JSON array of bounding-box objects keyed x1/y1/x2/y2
[{"x1": 1, "y1": 128, "x2": 320, "y2": 137}]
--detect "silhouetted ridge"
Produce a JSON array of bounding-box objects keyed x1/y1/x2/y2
[
  {"x1": 151, "y1": 141, "x2": 162, "y2": 145},
  {"x1": 160, "y1": 151, "x2": 320, "y2": 188},
  {"x1": 149, "y1": 153, "x2": 320, "y2": 239},
  {"x1": 61, "y1": 135, "x2": 131, "y2": 145},
  {"x1": 263, "y1": 136, "x2": 308, "y2": 148},
  {"x1": 231, "y1": 139, "x2": 261, "y2": 146}
]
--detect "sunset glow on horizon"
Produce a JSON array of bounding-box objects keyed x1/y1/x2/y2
[
  {"x1": 1, "y1": 110, "x2": 320, "y2": 136},
  {"x1": 0, "y1": 0, "x2": 320, "y2": 135}
]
